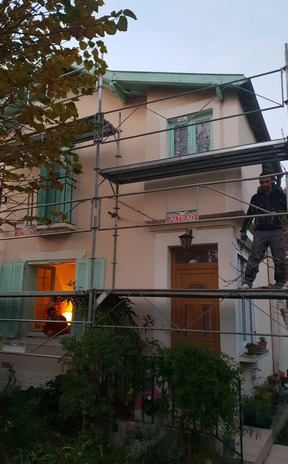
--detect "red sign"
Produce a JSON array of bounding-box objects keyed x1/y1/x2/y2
[
  {"x1": 166, "y1": 211, "x2": 198, "y2": 223},
  {"x1": 14, "y1": 229, "x2": 36, "y2": 237}
]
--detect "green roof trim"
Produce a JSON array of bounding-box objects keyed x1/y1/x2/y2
[
  {"x1": 103, "y1": 70, "x2": 247, "y2": 103},
  {"x1": 104, "y1": 70, "x2": 246, "y2": 86}
]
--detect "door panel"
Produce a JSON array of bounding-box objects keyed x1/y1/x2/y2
[
  {"x1": 34, "y1": 265, "x2": 55, "y2": 330},
  {"x1": 171, "y1": 253, "x2": 220, "y2": 350}
]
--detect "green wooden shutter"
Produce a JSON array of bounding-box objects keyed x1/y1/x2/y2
[
  {"x1": 0, "y1": 262, "x2": 13, "y2": 337},
  {"x1": 0, "y1": 262, "x2": 13, "y2": 291},
  {"x1": 0, "y1": 262, "x2": 25, "y2": 338},
  {"x1": 74, "y1": 258, "x2": 90, "y2": 291},
  {"x1": 8, "y1": 262, "x2": 25, "y2": 338},
  {"x1": 37, "y1": 155, "x2": 74, "y2": 224},
  {"x1": 37, "y1": 164, "x2": 49, "y2": 219},
  {"x1": 93, "y1": 258, "x2": 105, "y2": 289},
  {"x1": 59, "y1": 154, "x2": 73, "y2": 223},
  {"x1": 71, "y1": 258, "x2": 105, "y2": 339},
  {"x1": 70, "y1": 259, "x2": 88, "y2": 340},
  {"x1": 74, "y1": 258, "x2": 105, "y2": 291}
]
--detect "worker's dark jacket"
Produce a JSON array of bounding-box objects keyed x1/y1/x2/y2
[{"x1": 241, "y1": 184, "x2": 287, "y2": 233}]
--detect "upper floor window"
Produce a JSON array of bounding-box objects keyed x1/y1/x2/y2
[
  {"x1": 36, "y1": 155, "x2": 76, "y2": 225},
  {"x1": 168, "y1": 112, "x2": 212, "y2": 158}
]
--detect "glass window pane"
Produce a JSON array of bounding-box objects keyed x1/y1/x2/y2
[
  {"x1": 174, "y1": 125, "x2": 188, "y2": 157},
  {"x1": 195, "y1": 120, "x2": 210, "y2": 153},
  {"x1": 169, "y1": 112, "x2": 211, "y2": 158},
  {"x1": 175, "y1": 246, "x2": 218, "y2": 263}
]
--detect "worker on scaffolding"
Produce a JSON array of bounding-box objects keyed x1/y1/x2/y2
[{"x1": 240, "y1": 171, "x2": 287, "y2": 289}]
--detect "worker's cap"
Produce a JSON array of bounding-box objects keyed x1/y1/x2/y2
[{"x1": 259, "y1": 171, "x2": 276, "y2": 181}]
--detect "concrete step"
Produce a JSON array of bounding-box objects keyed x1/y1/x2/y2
[
  {"x1": 263, "y1": 444, "x2": 288, "y2": 464},
  {"x1": 240, "y1": 401, "x2": 288, "y2": 464},
  {"x1": 242, "y1": 427, "x2": 273, "y2": 464}
]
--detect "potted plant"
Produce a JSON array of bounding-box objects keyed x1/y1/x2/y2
[
  {"x1": 242, "y1": 395, "x2": 273, "y2": 428},
  {"x1": 257, "y1": 336, "x2": 267, "y2": 350},
  {"x1": 245, "y1": 342, "x2": 257, "y2": 356},
  {"x1": 161, "y1": 342, "x2": 241, "y2": 449},
  {"x1": 242, "y1": 381, "x2": 280, "y2": 428}
]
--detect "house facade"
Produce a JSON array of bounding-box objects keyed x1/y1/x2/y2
[{"x1": 0, "y1": 70, "x2": 287, "y2": 392}]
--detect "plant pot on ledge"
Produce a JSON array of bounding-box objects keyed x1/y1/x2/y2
[
  {"x1": 245, "y1": 342, "x2": 257, "y2": 356},
  {"x1": 255, "y1": 346, "x2": 265, "y2": 355},
  {"x1": 258, "y1": 337, "x2": 267, "y2": 350}
]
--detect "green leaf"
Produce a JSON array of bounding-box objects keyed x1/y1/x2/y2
[
  {"x1": 79, "y1": 40, "x2": 87, "y2": 50},
  {"x1": 104, "y1": 21, "x2": 117, "y2": 35},
  {"x1": 117, "y1": 16, "x2": 128, "y2": 32},
  {"x1": 96, "y1": 40, "x2": 107, "y2": 54},
  {"x1": 123, "y1": 9, "x2": 137, "y2": 20},
  {"x1": 50, "y1": 208, "x2": 68, "y2": 222}
]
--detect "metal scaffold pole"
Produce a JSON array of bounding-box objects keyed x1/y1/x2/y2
[
  {"x1": 89, "y1": 72, "x2": 103, "y2": 326},
  {"x1": 285, "y1": 43, "x2": 288, "y2": 122},
  {"x1": 111, "y1": 112, "x2": 121, "y2": 289}
]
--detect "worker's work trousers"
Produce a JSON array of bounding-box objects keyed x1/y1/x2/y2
[{"x1": 244, "y1": 228, "x2": 286, "y2": 286}]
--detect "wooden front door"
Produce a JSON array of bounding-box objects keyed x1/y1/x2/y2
[{"x1": 171, "y1": 247, "x2": 220, "y2": 350}]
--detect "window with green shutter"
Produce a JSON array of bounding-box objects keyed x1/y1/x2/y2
[
  {"x1": 168, "y1": 112, "x2": 212, "y2": 158},
  {"x1": 0, "y1": 258, "x2": 105, "y2": 340},
  {"x1": 37, "y1": 155, "x2": 76, "y2": 224},
  {"x1": 70, "y1": 258, "x2": 105, "y2": 339}
]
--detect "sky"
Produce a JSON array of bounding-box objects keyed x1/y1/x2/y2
[{"x1": 98, "y1": 0, "x2": 288, "y2": 142}]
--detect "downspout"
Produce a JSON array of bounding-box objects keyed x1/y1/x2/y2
[
  {"x1": 270, "y1": 171, "x2": 288, "y2": 374},
  {"x1": 285, "y1": 43, "x2": 288, "y2": 127},
  {"x1": 270, "y1": 293, "x2": 278, "y2": 375},
  {"x1": 268, "y1": 227, "x2": 279, "y2": 374}
]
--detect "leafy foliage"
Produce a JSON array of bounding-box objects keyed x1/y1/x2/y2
[
  {"x1": 58, "y1": 301, "x2": 152, "y2": 429},
  {"x1": 0, "y1": 0, "x2": 136, "y2": 225},
  {"x1": 0, "y1": 341, "x2": 242, "y2": 463},
  {"x1": 160, "y1": 341, "x2": 241, "y2": 438},
  {"x1": 242, "y1": 380, "x2": 280, "y2": 428},
  {"x1": 59, "y1": 328, "x2": 127, "y2": 424}
]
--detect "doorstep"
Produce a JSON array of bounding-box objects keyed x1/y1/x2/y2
[
  {"x1": 263, "y1": 444, "x2": 288, "y2": 464},
  {"x1": 241, "y1": 427, "x2": 273, "y2": 464}
]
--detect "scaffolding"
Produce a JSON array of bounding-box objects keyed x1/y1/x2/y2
[{"x1": 1, "y1": 64, "x2": 288, "y2": 356}]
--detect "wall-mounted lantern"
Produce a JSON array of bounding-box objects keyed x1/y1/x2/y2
[{"x1": 178, "y1": 229, "x2": 194, "y2": 248}]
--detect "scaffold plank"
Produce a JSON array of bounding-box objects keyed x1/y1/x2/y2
[{"x1": 0, "y1": 289, "x2": 287, "y2": 299}]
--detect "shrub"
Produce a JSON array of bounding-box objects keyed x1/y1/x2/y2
[{"x1": 160, "y1": 342, "x2": 241, "y2": 439}]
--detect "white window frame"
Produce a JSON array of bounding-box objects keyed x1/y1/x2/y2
[{"x1": 237, "y1": 250, "x2": 256, "y2": 353}]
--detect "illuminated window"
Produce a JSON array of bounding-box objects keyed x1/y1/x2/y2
[
  {"x1": 34, "y1": 263, "x2": 75, "y2": 332},
  {"x1": 34, "y1": 266, "x2": 55, "y2": 330}
]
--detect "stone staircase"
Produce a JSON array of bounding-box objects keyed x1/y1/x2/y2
[{"x1": 240, "y1": 403, "x2": 288, "y2": 464}]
